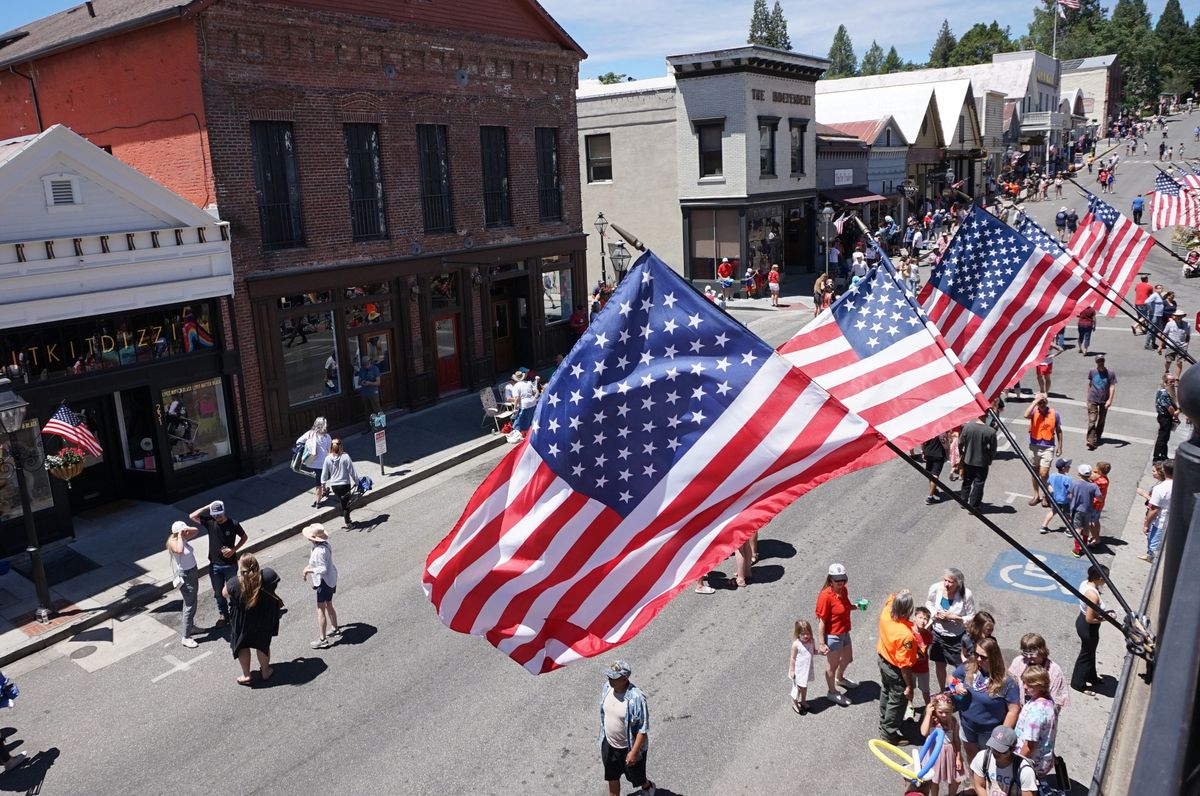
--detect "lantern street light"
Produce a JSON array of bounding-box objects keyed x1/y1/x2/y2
[
  {"x1": 611, "y1": 241, "x2": 631, "y2": 283},
  {"x1": 820, "y1": 203, "x2": 835, "y2": 278},
  {"x1": 594, "y1": 212, "x2": 610, "y2": 285},
  {"x1": 0, "y1": 379, "x2": 53, "y2": 623}
]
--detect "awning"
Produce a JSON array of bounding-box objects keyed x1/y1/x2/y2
[{"x1": 819, "y1": 187, "x2": 889, "y2": 205}]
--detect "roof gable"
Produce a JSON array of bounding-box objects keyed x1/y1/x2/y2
[
  {"x1": 816, "y1": 84, "x2": 942, "y2": 147},
  {"x1": 826, "y1": 117, "x2": 908, "y2": 148}
]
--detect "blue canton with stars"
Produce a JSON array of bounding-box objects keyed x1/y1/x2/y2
[
  {"x1": 529, "y1": 252, "x2": 776, "y2": 516},
  {"x1": 830, "y1": 254, "x2": 926, "y2": 357},
  {"x1": 1015, "y1": 213, "x2": 1068, "y2": 259},
  {"x1": 1084, "y1": 193, "x2": 1121, "y2": 230},
  {"x1": 1155, "y1": 171, "x2": 1188, "y2": 199},
  {"x1": 926, "y1": 205, "x2": 1035, "y2": 318}
]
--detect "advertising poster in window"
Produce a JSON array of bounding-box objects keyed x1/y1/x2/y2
[
  {"x1": 161, "y1": 378, "x2": 232, "y2": 470},
  {"x1": 0, "y1": 420, "x2": 52, "y2": 522}
]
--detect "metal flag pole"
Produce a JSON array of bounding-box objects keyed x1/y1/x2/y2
[{"x1": 1052, "y1": 0, "x2": 1059, "y2": 58}]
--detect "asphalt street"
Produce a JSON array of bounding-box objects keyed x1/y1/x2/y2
[{"x1": 0, "y1": 146, "x2": 1193, "y2": 795}]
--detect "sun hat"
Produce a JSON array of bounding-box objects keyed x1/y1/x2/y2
[
  {"x1": 512, "y1": 371, "x2": 526, "y2": 381},
  {"x1": 302, "y1": 523, "x2": 329, "y2": 542}
]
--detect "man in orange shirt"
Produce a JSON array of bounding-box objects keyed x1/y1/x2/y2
[{"x1": 877, "y1": 590, "x2": 918, "y2": 744}]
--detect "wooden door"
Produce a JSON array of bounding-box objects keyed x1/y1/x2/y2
[
  {"x1": 433, "y1": 314, "x2": 462, "y2": 393},
  {"x1": 492, "y1": 298, "x2": 514, "y2": 374}
]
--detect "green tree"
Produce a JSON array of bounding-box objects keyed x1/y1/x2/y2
[
  {"x1": 860, "y1": 41, "x2": 885, "y2": 75},
  {"x1": 949, "y1": 22, "x2": 1014, "y2": 66},
  {"x1": 881, "y1": 46, "x2": 905, "y2": 74},
  {"x1": 597, "y1": 72, "x2": 628, "y2": 85},
  {"x1": 825, "y1": 24, "x2": 857, "y2": 78},
  {"x1": 1155, "y1": 0, "x2": 1193, "y2": 94},
  {"x1": 1023, "y1": 0, "x2": 1107, "y2": 59},
  {"x1": 747, "y1": 0, "x2": 771, "y2": 46},
  {"x1": 768, "y1": 1, "x2": 792, "y2": 49},
  {"x1": 928, "y1": 20, "x2": 957, "y2": 67},
  {"x1": 1103, "y1": 0, "x2": 1162, "y2": 111}
]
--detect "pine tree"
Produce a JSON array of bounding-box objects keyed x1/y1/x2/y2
[
  {"x1": 881, "y1": 46, "x2": 905, "y2": 74},
  {"x1": 1103, "y1": 0, "x2": 1162, "y2": 111},
  {"x1": 928, "y1": 20, "x2": 957, "y2": 68},
  {"x1": 949, "y1": 22, "x2": 1014, "y2": 66},
  {"x1": 1155, "y1": 0, "x2": 1193, "y2": 93},
  {"x1": 825, "y1": 24, "x2": 857, "y2": 78},
  {"x1": 747, "y1": 0, "x2": 771, "y2": 46},
  {"x1": 767, "y1": 1, "x2": 792, "y2": 49},
  {"x1": 1023, "y1": 0, "x2": 1107, "y2": 60},
  {"x1": 860, "y1": 41, "x2": 885, "y2": 75}
]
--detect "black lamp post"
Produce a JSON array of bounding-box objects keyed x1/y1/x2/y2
[
  {"x1": 820, "y1": 203, "x2": 835, "y2": 278},
  {"x1": 594, "y1": 212, "x2": 610, "y2": 285},
  {"x1": 611, "y1": 242, "x2": 631, "y2": 283},
  {"x1": 0, "y1": 379, "x2": 53, "y2": 623}
]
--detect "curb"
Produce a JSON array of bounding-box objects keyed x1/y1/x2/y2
[{"x1": 0, "y1": 434, "x2": 506, "y2": 668}]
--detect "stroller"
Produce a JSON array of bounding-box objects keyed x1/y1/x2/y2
[{"x1": 344, "y1": 475, "x2": 374, "y2": 510}]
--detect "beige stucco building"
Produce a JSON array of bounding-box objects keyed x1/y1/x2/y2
[{"x1": 1060, "y1": 55, "x2": 1120, "y2": 134}]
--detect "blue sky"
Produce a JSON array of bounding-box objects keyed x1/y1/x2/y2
[{"x1": 3, "y1": 0, "x2": 1198, "y2": 80}]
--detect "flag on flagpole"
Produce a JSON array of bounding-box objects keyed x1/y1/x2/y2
[
  {"x1": 777, "y1": 247, "x2": 990, "y2": 449},
  {"x1": 1179, "y1": 163, "x2": 1200, "y2": 191},
  {"x1": 42, "y1": 405, "x2": 103, "y2": 457},
  {"x1": 832, "y1": 213, "x2": 849, "y2": 235},
  {"x1": 1064, "y1": 193, "x2": 1153, "y2": 316},
  {"x1": 1057, "y1": 2, "x2": 1067, "y2": 18},
  {"x1": 1151, "y1": 171, "x2": 1200, "y2": 231},
  {"x1": 918, "y1": 205, "x2": 1088, "y2": 399},
  {"x1": 424, "y1": 252, "x2": 888, "y2": 674},
  {"x1": 1059, "y1": 0, "x2": 1080, "y2": 8}
]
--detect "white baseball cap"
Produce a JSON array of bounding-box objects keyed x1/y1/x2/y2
[{"x1": 828, "y1": 563, "x2": 847, "y2": 578}]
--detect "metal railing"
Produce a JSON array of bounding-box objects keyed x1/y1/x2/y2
[
  {"x1": 258, "y1": 201, "x2": 303, "y2": 250},
  {"x1": 350, "y1": 197, "x2": 386, "y2": 241}
]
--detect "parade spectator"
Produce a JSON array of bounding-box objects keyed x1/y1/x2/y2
[
  {"x1": 958, "y1": 415, "x2": 997, "y2": 510},
  {"x1": 717, "y1": 257, "x2": 734, "y2": 301},
  {"x1": 850, "y1": 251, "x2": 868, "y2": 280},
  {"x1": 1076, "y1": 305, "x2": 1096, "y2": 356},
  {"x1": 0, "y1": 672, "x2": 24, "y2": 770},
  {"x1": 768, "y1": 264, "x2": 781, "y2": 307},
  {"x1": 1161, "y1": 291, "x2": 1178, "y2": 328},
  {"x1": 1160, "y1": 310, "x2": 1191, "y2": 378},
  {"x1": 320, "y1": 439, "x2": 359, "y2": 529},
  {"x1": 166, "y1": 520, "x2": 201, "y2": 648},
  {"x1": 1040, "y1": 457, "x2": 1073, "y2": 534},
  {"x1": 960, "y1": 611, "x2": 995, "y2": 664},
  {"x1": 302, "y1": 523, "x2": 341, "y2": 650},
  {"x1": 1066, "y1": 207, "x2": 1079, "y2": 236},
  {"x1": 295, "y1": 416, "x2": 332, "y2": 507},
  {"x1": 1008, "y1": 633, "x2": 1070, "y2": 712},
  {"x1": 922, "y1": 432, "x2": 949, "y2": 505},
  {"x1": 1131, "y1": 194, "x2": 1145, "y2": 225},
  {"x1": 1054, "y1": 207, "x2": 1067, "y2": 242},
  {"x1": 910, "y1": 607, "x2": 933, "y2": 713},
  {"x1": 1085, "y1": 356, "x2": 1116, "y2": 450},
  {"x1": 188, "y1": 499, "x2": 247, "y2": 628},
  {"x1": 223, "y1": 554, "x2": 282, "y2": 686},
  {"x1": 951, "y1": 637, "x2": 1021, "y2": 768},
  {"x1": 816, "y1": 563, "x2": 858, "y2": 706},
  {"x1": 569, "y1": 304, "x2": 588, "y2": 336},
  {"x1": 356, "y1": 355, "x2": 382, "y2": 427},
  {"x1": 926, "y1": 568, "x2": 976, "y2": 691},
  {"x1": 788, "y1": 619, "x2": 816, "y2": 715},
  {"x1": 1154, "y1": 374, "x2": 1180, "y2": 462},
  {"x1": 970, "y1": 727, "x2": 1037, "y2": 796},
  {"x1": 919, "y1": 695, "x2": 964, "y2": 796},
  {"x1": 598, "y1": 660, "x2": 654, "y2": 796},
  {"x1": 1071, "y1": 565, "x2": 1112, "y2": 693},
  {"x1": 1144, "y1": 284, "x2": 1165, "y2": 350},
  {"x1": 1070, "y1": 464, "x2": 1102, "y2": 558},
  {"x1": 1034, "y1": 354, "x2": 1054, "y2": 397},
  {"x1": 1023, "y1": 395, "x2": 1063, "y2": 507},
  {"x1": 1014, "y1": 666, "x2": 1059, "y2": 788},
  {"x1": 1089, "y1": 461, "x2": 1111, "y2": 546},
  {"x1": 1132, "y1": 274, "x2": 1154, "y2": 334},
  {"x1": 1140, "y1": 460, "x2": 1174, "y2": 562},
  {"x1": 877, "y1": 590, "x2": 918, "y2": 744}
]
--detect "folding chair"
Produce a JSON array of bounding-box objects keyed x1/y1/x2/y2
[{"x1": 479, "y1": 387, "x2": 514, "y2": 432}]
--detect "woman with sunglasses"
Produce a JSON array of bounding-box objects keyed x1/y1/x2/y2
[
  {"x1": 1007, "y1": 633, "x2": 1070, "y2": 712},
  {"x1": 951, "y1": 636, "x2": 1020, "y2": 771},
  {"x1": 925, "y1": 568, "x2": 976, "y2": 691},
  {"x1": 815, "y1": 563, "x2": 860, "y2": 707}
]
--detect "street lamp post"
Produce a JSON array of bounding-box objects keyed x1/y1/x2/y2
[
  {"x1": 820, "y1": 203, "x2": 834, "y2": 278},
  {"x1": 611, "y1": 242, "x2": 631, "y2": 283},
  {"x1": 0, "y1": 379, "x2": 53, "y2": 623},
  {"x1": 594, "y1": 212, "x2": 609, "y2": 286}
]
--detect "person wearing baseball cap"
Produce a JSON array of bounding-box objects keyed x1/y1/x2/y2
[
  {"x1": 166, "y1": 520, "x2": 201, "y2": 647},
  {"x1": 188, "y1": 498, "x2": 247, "y2": 627},
  {"x1": 598, "y1": 660, "x2": 654, "y2": 796},
  {"x1": 1022, "y1": 393, "x2": 1062, "y2": 506},
  {"x1": 969, "y1": 725, "x2": 1037, "y2": 795},
  {"x1": 1085, "y1": 355, "x2": 1116, "y2": 451},
  {"x1": 1068, "y1": 464, "x2": 1101, "y2": 558},
  {"x1": 816, "y1": 563, "x2": 863, "y2": 707}
]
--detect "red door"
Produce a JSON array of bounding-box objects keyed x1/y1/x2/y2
[{"x1": 433, "y1": 314, "x2": 462, "y2": 393}]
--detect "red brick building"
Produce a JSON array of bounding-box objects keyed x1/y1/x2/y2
[{"x1": 0, "y1": 0, "x2": 586, "y2": 474}]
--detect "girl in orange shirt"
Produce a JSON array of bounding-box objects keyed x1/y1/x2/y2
[{"x1": 1088, "y1": 461, "x2": 1111, "y2": 547}]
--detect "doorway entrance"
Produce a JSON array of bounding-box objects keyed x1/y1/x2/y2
[
  {"x1": 491, "y1": 298, "x2": 515, "y2": 375},
  {"x1": 351, "y1": 330, "x2": 395, "y2": 407},
  {"x1": 64, "y1": 396, "x2": 122, "y2": 513},
  {"x1": 433, "y1": 314, "x2": 462, "y2": 394},
  {"x1": 113, "y1": 386, "x2": 166, "y2": 501}
]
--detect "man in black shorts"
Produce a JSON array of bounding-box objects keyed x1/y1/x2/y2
[
  {"x1": 922, "y1": 434, "x2": 948, "y2": 505},
  {"x1": 599, "y1": 661, "x2": 655, "y2": 796}
]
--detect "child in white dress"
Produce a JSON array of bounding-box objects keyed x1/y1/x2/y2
[{"x1": 788, "y1": 619, "x2": 817, "y2": 714}]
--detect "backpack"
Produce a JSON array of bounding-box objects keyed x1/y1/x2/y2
[{"x1": 981, "y1": 749, "x2": 1038, "y2": 796}]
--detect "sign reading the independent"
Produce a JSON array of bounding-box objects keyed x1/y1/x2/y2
[{"x1": 750, "y1": 88, "x2": 811, "y2": 105}]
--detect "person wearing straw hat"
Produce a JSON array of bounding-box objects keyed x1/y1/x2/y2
[
  {"x1": 302, "y1": 523, "x2": 341, "y2": 650},
  {"x1": 511, "y1": 370, "x2": 538, "y2": 436},
  {"x1": 1160, "y1": 309, "x2": 1191, "y2": 379},
  {"x1": 166, "y1": 520, "x2": 201, "y2": 648}
]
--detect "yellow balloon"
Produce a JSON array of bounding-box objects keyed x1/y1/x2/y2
[{"x1": 867, "y1": 738, "x2": 926, "y2": 782}]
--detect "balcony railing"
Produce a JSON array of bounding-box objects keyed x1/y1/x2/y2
[{"x1": 350, "y1": 197, "x2": 386, "y2": 241}]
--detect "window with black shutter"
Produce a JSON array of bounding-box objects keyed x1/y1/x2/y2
[
  {"x1": 535, "y1": 127, "x2": 562, "y2": 222},
  {"x1": 344, "y1": 123, "x2": 387, "y2": 241},
  {"x1": 250, "y1": 121, "x2": 304, "y2": 250},
  {"x1": 416, "y1": 124, "x2": 453, "y2": 233},
  {"x1": 480, "y1": 126, "x2": 511, "y2": 228}
]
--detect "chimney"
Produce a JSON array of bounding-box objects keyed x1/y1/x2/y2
[{"x1": 86, "y1": 2, "x2": 96, "y2": 17}]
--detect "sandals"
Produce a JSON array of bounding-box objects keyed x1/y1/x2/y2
[
  {"x1": 236, "y1": 676, "x2": 252, "y2": 686},
  {"x1": 792, "y1": 699, "x2": 803, "y2": 715}
]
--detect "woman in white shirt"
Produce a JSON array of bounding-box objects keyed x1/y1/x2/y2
[
  {"x1": 302, "y1": 523, "x2": 341, "y2": 650},
  {"x1": 1071, "y1": 565, "x2": 1110, "y2": 694},
  {"x1": 296, "y1": 416, "x2": 332, "y2": 507},
  {"x1": 925, "y1": 568, "x2": 976, "y2": 691},
  {"x1": 320, "y1": 439, "x2": 359, "y2": 529},
  {"x1": 166, "y1": 520, "x2": 201, "y2": 648},
  {"x1": 511, "y1": 371, "x2": 538, "y2": 435}
]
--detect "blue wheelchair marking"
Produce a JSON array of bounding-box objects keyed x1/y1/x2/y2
[{"x1": 985, "y1": 549, "x2": 1089, "y2": 604}]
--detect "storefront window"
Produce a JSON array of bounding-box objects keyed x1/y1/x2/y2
[
  {"x1": 345, "y1": 301, "x2": 392, "y2": 329},
  {"x1": 344, "y1": 283, "x2": 391, "y2": 299},
  {"x1": 748, "y1": 204, "x2": 783, "y2": 271},
  {"x1": 351, "y1": 333, "x2": 391, "y2": 387},
  {"x1": 0, "y1": 301, "x2": 219, "y2": 383},
  {"x1": 0, "y1": 420, "x2": 52, "y2": 522},
  {"x1": 541, "y1": 269, "x2": 572, "y2": 323},
  {"x1": 431, "y1": 273, "x2": 459, "y2": 310},
  {"x1": 277, "y1": 291, "x2": 332, "y2": 309},
  {"x1": 688, "y1": 208, "x2": 740, "y2": 280},
  {"x1": 279, "y1": 311, "x2": 340, "y2": 406},
  {"x1": 161, "y1": 377, "x2": 232, "y2": 470}
]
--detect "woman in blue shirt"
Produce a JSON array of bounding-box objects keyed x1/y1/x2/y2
[{"x1": 952, "y1": 636, "x2": 1020, "y2": 771}]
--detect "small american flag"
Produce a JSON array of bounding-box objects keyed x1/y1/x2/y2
[
  {"x1": 424, "y1": 252, "x2": 888, "y2": 674},
  {"x1": 778, "y1": 247, "x2": 989, "y2": 449},
  {"x1": 42, "y1": 405, "x2": 103, "y2": 457},
  {"x1": 1151, "y1": 171, "x2": 1200, "y2": 231},
  {"x1": 1065, "y1": 194, "x2": 1153, "y2": 316},
  {"x1": 919, "y1": 205, "x2": 1088, "y2": 398},
  {"x1": 1059, "y1": 0, "x2": 1080, "y2": 8}
]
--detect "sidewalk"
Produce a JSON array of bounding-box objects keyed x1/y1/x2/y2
[{"x1": 0, "y1": 391, "x2": 506, "y2": 666}]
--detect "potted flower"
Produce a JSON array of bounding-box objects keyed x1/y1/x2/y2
[{"x1": 45, "y1": 446, "x2": 87, "y2": 484}]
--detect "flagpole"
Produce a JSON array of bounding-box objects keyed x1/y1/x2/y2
[
  {"x1": 1052, "y1": 0, "x2": 1059, "y2": 59},
  {"x1": 1064, "y1": 176, "x2": 1196, "y2": 269}
]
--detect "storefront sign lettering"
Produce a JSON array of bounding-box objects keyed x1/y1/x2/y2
[
  {"x1": 162, "y1": 376, "x2": 222, "y2": 398},
  {"x1": 834, "y1": 168, "x2": 854, "y2": 186},
  {"x1": 1036, "y1": 70, "x2": 1055, "y2": 86},
  {"x1": 749, "y1": 88, "x2": 811, "y2": 105},
  {"x1": 12, "y1": 326, "x2": 170, "y2": 368}
]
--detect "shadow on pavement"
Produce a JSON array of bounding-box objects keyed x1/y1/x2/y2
[
  {"x1": 978, "y1": 504, "x2": 1017, "y2": 516},
  {"x1": 0, "y1": 747, "x2": 59, "y2": 793},
  {"x1": 846, "y1": 681, "x2": 881, "y2": 706},
  {"x1": 747, "y1": 563, "x2": 784, "y2": 585},
  {"x1": 755, "y1": 539, "x2": 796, "y2": 561},
  {"x1": 331, "y1": 622, "x2": 376, "y2": 647},
  {"x1": 347, "y1": 513, "x2": 389, "y2": 533},
  {"x1": 260, "y1": 656, "x2": 328, "y2": 688}
]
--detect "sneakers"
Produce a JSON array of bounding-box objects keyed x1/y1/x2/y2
[
  {"x1": 1072, "y1": 549, "x2": 1083, "y2": 558},
  {"x1": 180, "y1": 637, "x2": 199, "y2": 649},
  {"x1": 328, "y1": 626, "x2": 343, "y2": 638},
  {"x1": 311, "y1": 637, "x2": 333, "y2": 649},
  {"x1": 694, "y1": 584, "x2": 716, "y2": 594},
  {"x1": 838, "y1": 678, "x2": 860, "y2": 689},
  {"x1": 827, "y1": 692, "x2": 851, "y2": 706},
  {"x1": 925, "y1": 496, "x2": 938, "y2": 505},
  {"x1": 1137, "y1": 553, "x2": 1154, "y2": 562},
  {"x1": 1039, "y1": 526, "x2": 1051, "y2": 535}
]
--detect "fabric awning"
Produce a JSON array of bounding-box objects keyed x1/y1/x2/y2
[{"x1": 819, "y1": 187, "x2": 889, "y2": 205}]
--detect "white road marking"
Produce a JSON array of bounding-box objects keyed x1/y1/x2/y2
[
  {"x1": 1046, "y1": 397, "x2": 1157, "y2": 418},
  {"x1": 999, "y1": 417, "x2": 1154, "y2": 446},
  {"x1": 64, "y1": 613, "x2": 175, "y2": 673},
  {"x1": 151, "y1": 650, "x2": 213, "y2": 683},
  {"x1": 1003, "y1": 491, "x2": 1036, "y2": 505}
]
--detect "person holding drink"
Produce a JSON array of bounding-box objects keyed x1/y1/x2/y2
[{"x1": 815, "y1": 563, "x2": 869, "y2": 707}]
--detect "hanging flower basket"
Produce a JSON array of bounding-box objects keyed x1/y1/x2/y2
[{"x1": 45, "y1": 447, "x2": 86, "y2": 486}]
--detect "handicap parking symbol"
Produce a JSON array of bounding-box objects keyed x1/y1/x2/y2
[{"x1": 985, "y1": 549, "x2": 1089, "y2": 605}]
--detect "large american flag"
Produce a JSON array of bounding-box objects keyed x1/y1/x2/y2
[
  {"x1": 1151, "y1": 171, "x2": 1200, "y2": 231},
  {"x1": 1180, "y1": 163, "x2": 1200, "y2": 191},
  {"x1": 42, "y1": 405, "x2": 103, "y2": 457},
  {"x1": 919, "y1": 205, "x2": 1087, "y2": 399},
  {"x1": 424, "y1": 252, "x2": 888, "y2": 674},
  {"x1": 778, "y1": 249, "x2": 989, "y2": 449},
  {"x1": 1064, "y1": 194, "x2": 1152, "y2": 316}
]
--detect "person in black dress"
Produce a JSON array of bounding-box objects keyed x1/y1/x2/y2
[{"x1": 223, "y1": 554, "x2": 282, "y2": 686}]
